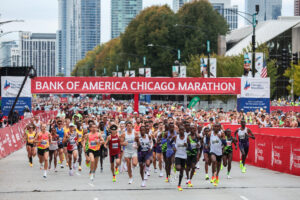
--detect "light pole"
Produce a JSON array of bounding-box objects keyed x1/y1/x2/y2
[{"x1": 0, "y1": 20, "x2": 24, "y2": 26}]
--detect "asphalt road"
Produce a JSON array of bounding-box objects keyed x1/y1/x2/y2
[{"x1": 0, "y1": 147, "x2": 300, "y2": 200}]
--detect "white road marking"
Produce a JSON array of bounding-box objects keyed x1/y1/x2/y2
[
  {"x1": 93, "y1": 198, "x2": 99, "y2": 200},
  {"x1": 240, "y1": 195, "x2": 249, "y2": 200},
  {"x1": 88, "y1": 183, "x2": 95, "y2": 187}
]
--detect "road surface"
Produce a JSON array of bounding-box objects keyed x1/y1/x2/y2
[{"x1": 0, "y1": 147, "x2": 299, "y2": 200}]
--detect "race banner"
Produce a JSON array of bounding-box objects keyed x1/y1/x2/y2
[
  {"x1": 200, "y1": 58, "x2": 217, "y2": 78},
  {"x1": 139, "y1": 68, "x2": 145, "y2": 77},
  {"x1": 1, "y1": 76, "x2": 31, "y2": 97},
  {"x1": 172, "y1": 66, "x2": 179, "y2": 77},
  {"x1": 243, "y1": 52, "x2": 264, "y2": 77},
  {"x1": 31, "y1": 77, "x2": 241, "y2": 95},
  {"x1": 180, "y1": 66, "x2": 186, "y2": 78},
  {"x1": 145, "y1": 68, "x2": 151, "y2": 77}
]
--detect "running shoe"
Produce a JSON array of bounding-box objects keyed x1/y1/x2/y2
[
  {"x1": 220, "y1": 163, "x2": 223, "y2": 170},
  {"x1": 58, "y1": 160, "x2": 61, "y2": 164},
  {"x1": 210, "y1": 176, "x2": 215, "y2": 183},
  {"x1": 69, "y1": 170, "x2": 73, "y2": 176},
  {"x1": 165, "y1": 177, "x2": 169, "y2": 182},
  {"x1": 60, "y1": 164, "x2": 64, "y2": 169},
  {"x1": 240, "y1": 160, "x2": 243, "y2": 169},
  {"x1": 43, "y1": 171, "x2": 47, "y2": 178},
  {"x1": 205, "y1": 174, "x2": 209, "y2": 180},
  {"x1": 194, "y1": 171, "x2": 197, "y2": 175},
  {"x1": 154, "y1": 168, "x2": 158, "y2": 173},
  {"x1": 159, "y1": 171, "x2": 164, "y2": 177},
  {"x1": 196, "y1": 162, "x2": 200, "y2": 169},
  {"x1": 188, "y1": 180, "x2": 193, "y2": 187},
  {"x1": 242, "y1": 166, "x2": 246, "y2": 173},
  {"x1": 90, "y1": 173, "x2": 94, "y2": 181},
  {"x1": 147, "y1": 170, "x2": 150, "y2": 176},
  {"x1": 78, "y1": 166, "x2": 82, "y2": 171},
  {"x1": 112, "y1": 175, "x2": 116, "y2": 182},
  {"x1": 54, "y1": 168, "x2": 58, "y2": 172},
  {"x1": 73, "y1": 163, "x2": 77, "y2": 170},
  {"x1": 86, "y1": 161, "x2": 90, "y2": 168},
  {"x1": 227, "y1": 175, "x2": 232, "y2": 179},
  {"x1": 115, "y1": 167, "x2": 119, "y2": 175},
  {"x1": 29, "y1": 163, "x2": 33, "y2": 167},
  {"x1": 177, "y1": 186, "x2": 183, "y2": 191},
  {"x1": 141, "y1": 180, "x2": 146, "y2": 187},
  {"x1": 144, "y1": 172, "x2": 148, "y2": 180},
  {"x1": 213, "y1": 178, "x2": 218, "y2": 187},
  {"x1": 128, "y1": 178, "x2": 133, "y2": 184}
]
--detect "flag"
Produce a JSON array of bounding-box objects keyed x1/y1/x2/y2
[{"x1": 261, "y1": 60, "x2": 267, "y2": 78}]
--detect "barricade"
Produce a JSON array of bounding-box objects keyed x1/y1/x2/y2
[
  {"x1": 0, "y1": 111, "x2": 57, "y2": 159},
  {"x1": 223, "y1": 124, "x2": 300, "y2": 176},
  {"x1": 270, "y1": 106, "x2": 300, "y2": 112}
]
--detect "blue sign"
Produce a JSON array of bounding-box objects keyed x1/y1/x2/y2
[
  {"x1": 140, "y1": 94, "x2": 151, "y2": 103},
  {"x1": 237, "y1": 98, "x2": 270, "y2": 113},
  {"x1": 1, "y1": 97, "x2": 32, "y2": 116}
]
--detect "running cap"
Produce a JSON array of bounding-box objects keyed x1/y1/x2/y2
[
  {"x1": 69, "y1": 123, "x2": 76, "y2": 127},
  {"x1": 110, "y1": 124, "x2": 118, "y2": 130}
]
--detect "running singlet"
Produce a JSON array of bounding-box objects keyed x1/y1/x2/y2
[
  {"x1": 161, "y1": 132, "x2": 167, "y2": 153},
  {"x1": 187, "y1": 135, "x2": 198, "y2": 156},
  {"x1": 76, "y1": 128, "x2": 83, "y2": 143},
  {"x1": 139, "y1": 134, "x2": 150, "y2": 152},
  {"x1": 224, "y1": 136, "x2": 233, "y2": 154},
  {"x1": 37, "y1": 132, "x2": 50, "y2": 149},
  {"x1": 238, "y1": 128, "x2": 248, "y2": 140},
  {"x1": 88, "y1": 133, "x2": 100, "y2": 151},
  {"x1": 56, "y1": 127, "x2": 64, "y2": 145},
  {"x1": 124, "y1": 131, "x2": 135, "y2": 153},
  {"x1": 203, "y1": 135, "x2": 210, "y2": 153},
  {"x1": 49, "y1": 135, "x2": 59, "y2": 150},
  {"x1": 67, "y1": 131, "x2": 78, "y2": 151},
  {"x1": 210, "y1": 132, "x2": 223, "y2": 156},
  {"x1": 109, "y1": 134, "x2": 121, "y2": 156},
  {"x1": 27, "y1": 132, "x2": 35, "y2": 144},
  {"x1": 175, "y1": 135, "x2": 187, "y2": 159}
]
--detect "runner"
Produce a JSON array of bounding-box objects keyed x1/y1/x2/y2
[
  {"x1": 99, "y1": 121, "x2": 108, "y2": 172},
  {"x1": 34, "y1": 123, "x2": 51, "y2": 178},
  {"x1": 234, "y1": 120, "x2": 255, "y2": 173},
  {"x1": 174, "y1": 125, "x2": 187, "y2": 191},
  {"x1": 120, "y1": 121, "x2": 138, "y2": 184},
  {"x1": 24, "y1": 123, "x2": 36, "y2": 167},
  {"x1": 203, "y1": 127, "x2": 211, "y2": 180},
  {"x1": 63, "y1": 123, "x2": 78, "y2": 176},
  {"x1": 49, "y1": 128, "x2": 59, "y2": 172},
  {"x1": 223, "y1": 128, "x2": 237, "y2": 178},
  {"x1": 156, "y1": 122, "x2": 164, "y2": 177},
  {"x1": 105, "y1": 124, "x2": 121, "y2": 182},
  {"x1": 76, "y1": 121, "x2": 83, "y2": 171},
  {"x1": 165, "y1": 122, "x2": 176, "y2": 182},
  {"x1": 135, "y1": 125, "x2": 152, "y2": 187},
  {"x1": 63, "y1": 118, "x2": 71, "y2": 167},
  {"x1": 210, "y1": 123, "x2": 226, "y2": 186},
  {"x1": 151, "y1": 123, "x2": 159, "y2": 174},
  {"x1": 56, "y1": 120, "x2": 65, "y2": 168},
  {"x1": 87, "y1": 123, "x2": 104, "y2": 181},
  {"x1": 186, "y1": 124, "x2": 200, "y2": 187}
]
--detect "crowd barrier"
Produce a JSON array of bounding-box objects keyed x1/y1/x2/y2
[
  {"x1": 223, "y1": 124, "x2": 300, "y2": 176},
  {"x1": 270, "y1": 106, "x2": 300, "y2": 112},
  {"x1": 0, "y1": 111, "x2": 58, "y2": 159}
]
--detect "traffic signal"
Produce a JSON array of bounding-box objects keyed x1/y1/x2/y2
[
  {"x1": 281, "y1": 49, "x2": 289, "y2": 68},
  {"x1": 293, "y1": 52, "x2": 298, "y2": 65}
]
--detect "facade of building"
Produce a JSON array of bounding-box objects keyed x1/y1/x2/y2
[
  {"x1": 173, "y1": 0, "x2": 238, "y2": 30},
  {"x1": 245, "y1": 0, "x2": 282, "y2": 24},
  {"x1": 111, "y1": 0, "x2": 143, "y2": 39},
  {"x1": 0, "y1": 41, "x2": 18, "y2": 66},
  {"x1": 19, "y1": 32, "x2": 56, "y2": 77},
  {"x1": 295, "y1": 0, "x2": 300, "y2": 16},
  {"x1": 56, "y1": 0, "x2": 101, "y2": 77},
  {"x1": 10, "y1": 47, "x2": 20, "y2": 67}
]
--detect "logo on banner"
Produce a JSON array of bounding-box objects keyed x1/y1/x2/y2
[
  {"x1": 290, "y1": 144, "x2": 300, "y2": 170},
  {"x1": 244, "y1": 81, "x2": 250, "y2": 90},
  {"x1": 271, "y1": 143, "x2": 283, "y2": 166},
  {"x1": 4, "y1": 80, "x2": 10, "y2": 90},
  {"x1": 255, "y1": 141, "x2": 265, "y2": 162}
]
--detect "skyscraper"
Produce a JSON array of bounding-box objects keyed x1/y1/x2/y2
[
  {"x1": 19, "y1": 32, "x2": 56, "y2": 77},
  {"x1": 173, "y1": 0, "x2": 238, "y2": 30},
  {"x1": 111, "y1": 0, "x2": 143, "y2": 39},
  {"x1": 295, "y1": 0, "x2": 300, "y2": 16},
  {"x1": 0, "y1": 41, "x2": 18, "y2": 66},
  {"x1": 245, "y1": 0, "x2": 282, "y2": 24},
  {"x1": 56, "y1": 0, "x2": 101, "y2": 76}
]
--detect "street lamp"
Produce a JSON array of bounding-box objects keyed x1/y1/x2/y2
[
  {"x1": 216, "y1": 6, "x2": 259, "y2": 77},
  {"x1": 0, "y1": 20, "x2": 24, "y2": 26}
]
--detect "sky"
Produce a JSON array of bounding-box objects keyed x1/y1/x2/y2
[{"x1": 0, "y1": 0, "x2": 294, "y2": 43}]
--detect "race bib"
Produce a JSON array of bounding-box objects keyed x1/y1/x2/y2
[
  {"x1": 41, "y1": 140, "x2": 47, "y2": 145},
  {"x1": 90, "y1": 141, "x2": 97, "y2": 146},
  {"x1": 112, "y1": 143, "x2": 119, "y2": 149}
]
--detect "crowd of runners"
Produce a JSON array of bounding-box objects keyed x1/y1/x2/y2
[{"x1": 22, "y1": 100, "x2": 264, "y2": 191}]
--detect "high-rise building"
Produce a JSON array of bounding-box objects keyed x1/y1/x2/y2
[
  {"x1": 172, "y1": 0, "x2": 238, "y2": 30},
  {"x1": 245, "y1": 0, "x2": 282, "y2": 24},
  {"x1": 111, "y1": 0, "x2": 143, "y2": 39},
  {"x1": 10, "y1": 47, "x2": 20, "y2": 67},
  {"x1": 0, "y1": 41, "x2": 18, "y2": 66},
  {"x1": 19, "y1": 32, "x2": 56, "y2": 77},
  {"x1": 295, "y1": 0, "x2": 300, "y2": 16},
  {"x1": 57, "y1": 0, "x2": 101, "y2": 77}
]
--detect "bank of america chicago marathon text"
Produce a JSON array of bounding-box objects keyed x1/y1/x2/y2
[{"x1": 34, "y1": 80, "x2": 237, "y2": 92}]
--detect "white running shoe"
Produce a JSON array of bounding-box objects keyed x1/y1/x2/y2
[
  {"x1": 43, "y1": 170, "x2": 47, "y2": 178},
  {"x1": 60, "y1": 164, "x2": 64, "y2": 169},
  {"x1": 227, "y1": 175, "x2": 232, "y2": 179},
  {"x1": 141, "y1": 180, "x2": 146, "y2": 187},
  {"x1": 73, "y1": 163, "x2": 77, "y2": 170},
  {"x1": 54, "y1": 167, "x2": 57, "y2": 172},
  {"x1": 154, "y1": 168, "x2": 158, "y2": 173},
  {"x1": 69, "y1": 170, "x2": 73, "y2": 176},
  {"x1": 144, "y1": 172, "x2": 148, "y2": 180},
  {"x1": 147, "y1": 171, "x2": 150, "y2": 176},
  {"x1": 159, "y1": 171, "x2": 164, "y2": 177},
  {"x1": 128, "y1": 178, "x2": 133, "y2": 184},
  {"x1": 90, "y1": 173, "x2": 94, "y2": 181},
  {"x1": 196, "y1": 162, "x2": 200, "y2": 169}
]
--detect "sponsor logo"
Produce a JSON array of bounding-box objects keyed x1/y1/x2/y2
[
  {"x1": 244, "y1": 81, "x2": 250, "y2": 90},
  {"x1": 290, "y1": 144, "x2": 300, "y2": 170},
  {"x1": 271, "y1": 143, "x2": 282, "y2": 166},
  {"x1": 255, "y1": 142, "x2": 265, "y2": 162},
  {"x1": 3, "y1": 80, "x2": 10, "y2": 90}
]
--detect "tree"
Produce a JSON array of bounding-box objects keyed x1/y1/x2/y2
[{"x1": 284, "y1": 64, "x2": 300, "y2": 97}]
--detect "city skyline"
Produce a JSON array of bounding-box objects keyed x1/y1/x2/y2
[{"x1": 0, "y1": 0, "x2": 294, "y2": 43}]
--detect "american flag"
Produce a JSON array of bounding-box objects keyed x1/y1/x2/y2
[{"x1": 261, "y1": 60, "x2": 267, "y2": 78}]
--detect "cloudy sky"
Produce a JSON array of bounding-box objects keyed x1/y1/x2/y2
[{"x1": 0, "y1": 0, "x2": 294, "y2": 43}]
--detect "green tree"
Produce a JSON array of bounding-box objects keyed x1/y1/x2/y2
[{"x1": 284, "y1": 64, "x2": 300, "y2": 97}]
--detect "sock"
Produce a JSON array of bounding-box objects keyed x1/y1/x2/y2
[
  {"x1": 29, "y1": 157, "x2": 32, "y2": 164},
  {"x1": 227, "y1": 171, "x2": 230, "y2": 175}
]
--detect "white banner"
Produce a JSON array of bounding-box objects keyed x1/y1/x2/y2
[
  {"x1": 1, "y1": 76, "x2": 31, "y2": 97},
  {"x1": 244, "y1": 52, "x2": 264, "y2": 77},
  {"x1": 172, "y1": 66, "x2": 179, "y2": 77},
  {"x1": 139, "y1": 68, "x2": 145, "y2": 76},
  {"x1": 125, "y1": 70, "x2": 130, "y2": 77},
  {"x1": 200, "y1": 58, "x2": 217, "y2": 77},
  {"x1": 241, "y1": 77, "x2": 270, "y2": 98},
  {"x1": 145, "y1": 68, "x2": 151, "y2": 77},
  {"x1": 130, "y1": 70, "x2": 135, "y2": 77},
  {"x1": 112, "y1": 72, "x2": 117, "y2": 77},
  {"x1": 117, "y1": 72, "x2": 123, "y2": 77},
  {"x1": 180, "y1": 66, "x2": 186, "y2": 77}
]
